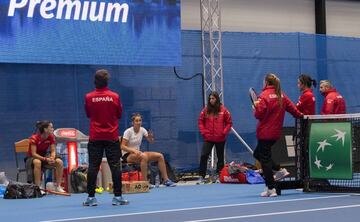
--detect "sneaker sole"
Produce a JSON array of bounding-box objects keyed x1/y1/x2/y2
[
  {"x1": 260, "y1": 193, "x2": 278, "y2": 197},
  {"x1": 112, "y1": 202, "x2": 129, "y2": 206},
  {"x1": 83, "y1": 203, "x2": 98, "y2": 206},
  {"x1": 274, "y1": 172, "x2": 290, "y2": 181}
]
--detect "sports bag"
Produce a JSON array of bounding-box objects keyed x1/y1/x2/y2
[
  {"x1": 4, "y1": 181, "x2": 43, "y2": 199},
  {"x1": 245, "y1": 169, "x2": 265, "y2": 184},
  {"x1": 70, "y1": 165, "x2": 88, "y2": 193},
  {"x1": 219, "y1": 164, "x2": 247, "y2": 184}
]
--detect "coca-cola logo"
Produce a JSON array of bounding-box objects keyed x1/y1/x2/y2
[{"x1": 56, "y1": 129, "x2": 77, "y2": 138}]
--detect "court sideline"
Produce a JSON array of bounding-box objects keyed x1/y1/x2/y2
[{"x1": 1, "y1": 183, "x2": 359, "y2": 222}]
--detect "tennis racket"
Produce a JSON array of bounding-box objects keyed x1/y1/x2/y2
[
  {"x1": 249, "y1": 87, "x2": 258, "y2": 107},
  {"x1": 42, "y1": 189, "x2": 71, "y2": 196}
]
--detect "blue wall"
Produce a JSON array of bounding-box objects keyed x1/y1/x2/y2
[{"x1": 2, "y1": 31, "x2": 360, "y2": 181}]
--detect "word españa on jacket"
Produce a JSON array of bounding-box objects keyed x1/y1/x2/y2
[{"x1": 91, "y1": 96, "x2": 114, "y2": 103}]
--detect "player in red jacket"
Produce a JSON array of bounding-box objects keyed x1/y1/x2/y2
[
  {"x1": 319, "y1": 80, "x2": 346, "y2": 115},
  {"x1": 296, "y1": 74, "x2": 316, "y2": 115},
  {"x1": 198, "y1": 91, "x2": 232, "y2": 183},
  {"x1": 83, "y1": 69, "x2": 128, "y2": 206},
  {"x1": 253, "y1": 73, "x2": 303, "y2": 197}
]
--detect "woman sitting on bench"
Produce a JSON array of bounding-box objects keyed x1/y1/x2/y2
[{"x1": 121, "y1": 113, "x2": 176, "y2": 187}]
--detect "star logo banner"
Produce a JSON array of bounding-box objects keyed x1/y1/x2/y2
[{"x1": 309, "y1": 122, "x2": 352, "y2": 179}]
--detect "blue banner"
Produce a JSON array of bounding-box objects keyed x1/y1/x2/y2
[{"x1": 0, "y1": 0, "x2": 181, "y2": 66}]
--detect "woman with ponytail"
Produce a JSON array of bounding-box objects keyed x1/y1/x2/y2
[
  {"x1": 253, "y1": 73, "x2": 303, "y2": 197},
  {"x1": 25, "y1": 120, "x2": 65, "y2": 193},
  {"x1": 297, "y1": 74, "x2": 317, "y2": 115}
]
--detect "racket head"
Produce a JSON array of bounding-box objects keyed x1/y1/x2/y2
[{"x1": 249, "y1": 87, "x2": 258, "y2": 106}]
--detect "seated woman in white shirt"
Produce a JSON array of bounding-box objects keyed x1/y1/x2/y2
[{"x1": 121, "y1": 113, "x2": 176, "y2": 187}]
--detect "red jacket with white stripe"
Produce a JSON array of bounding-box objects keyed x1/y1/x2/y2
[
  {"x1": 85, "y1": 87, "x2": 122, "y2": 141},
  {"x1": 296, "y1": 88, "x2": 315, "y2": 115},
  {"x1": 254, "y1": 86, "x2": 303, "y2": 141},
  {"x1": 198, "y1": 105, "x2": 232, "y2": 142},
  {"x1": 320, "y1": 88, "x2": 346, "y2": 115}
]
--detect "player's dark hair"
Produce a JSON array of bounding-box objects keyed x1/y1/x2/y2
[
  {"x1": 299, "y1": 74, "x2": 317, "y2": 88},
  {"x1": 206, "y1": 91, "x2": 221, "y2": 115},
  {"x1": 131, "y1": 113, "x2": 142, "y2": 122},
  {"x1": 94, "y1": 69, "x2": 110, "y2": 89},
  {"x1": 35, "y1": 120, "x2": 52, "y2": 134}
]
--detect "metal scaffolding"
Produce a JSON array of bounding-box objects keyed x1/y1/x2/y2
[
  {"x1": 200, "y1": 0, "x2": 224, "y2": 104},
  {"x1": 200, "y1": 0, "x2": 253, "y2": 171},
  {"x1": 200, "y1": 0, "x2": 223, "y2": 170}
]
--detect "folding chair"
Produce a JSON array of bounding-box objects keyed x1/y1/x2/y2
[{"x1": 14, "y1": 139, "x2": 29, "y2": 182}]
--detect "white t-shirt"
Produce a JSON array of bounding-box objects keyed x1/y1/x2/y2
[{"x1": 122, "y1": 127, "x2": 148, "y2": 155}]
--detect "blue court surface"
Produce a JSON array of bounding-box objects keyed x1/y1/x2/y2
[{"x1": 1, "y1": 183, "x2": 359, "y2": 222}]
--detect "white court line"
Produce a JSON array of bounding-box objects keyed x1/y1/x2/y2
[
  {"x1": 185, "y1": 204, "x2": 360, "y2": 222},
  {"x1": 40, "y1": 194, "x2": 351, "y2": 222}
]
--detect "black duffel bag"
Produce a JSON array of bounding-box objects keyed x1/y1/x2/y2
[{"x1": 4, "y1": 181, "x2": 43, "y2": 199}]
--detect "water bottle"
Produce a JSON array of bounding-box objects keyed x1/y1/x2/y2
[
  {"x1": 79, "y1": 142, "x2": 88, "y2": 165},
  {"x1": 77, "y1": 150, "x2": 82, "y2": 165},
  {"x1": 84, "y1": 151, "x2": 89, "y2": 165},
  {"x1": 0, "y1": 184, "x2": 6, "y2": 198},
  {"x1": 62, "y1": 154, "x2": 68, "y2": 168},
  {"x1": 80, "y1": 149, "x2": 86, "y2": 165},
  {"x1": 155, "y1": 173, "x2": 160, "y2": 188}
]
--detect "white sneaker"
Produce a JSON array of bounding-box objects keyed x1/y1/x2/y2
[
  {"x1": 55, "y1": 185, "x2": 66, "y2": 193},
  {"x1": 274, "y1": 168, "x2": 290, "y2": 181},
  {"x1": 268, "y1": 188, "x2": 278, "y2": 197},
  {"x1": 260, "y1": 187, "x2": 278, "y2": 197},
  {"x1": 46, "y1": 182, "x2": 55, "y2": 191},
  {"x1": 260, "y1": 187, "x2": 269, "y2": 197}
]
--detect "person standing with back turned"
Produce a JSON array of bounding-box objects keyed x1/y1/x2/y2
[
  {"x1": 83, "y1": 69, "x2": 129, "y2": 206},
  {"x1": 253, "y1": 73, "x2": 303, "y2": 197}
]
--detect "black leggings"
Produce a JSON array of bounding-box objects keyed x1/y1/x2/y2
[
  {"x1": 253, "y1": 140, "x2": 280, "y2": 189},
  {"x1": 87, "y1": 140, "x2": 122, "y2": 197},
  {"x1": 199, "y1": 141, "x2": 225, "y2": 178}
]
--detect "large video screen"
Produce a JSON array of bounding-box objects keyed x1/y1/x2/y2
[{"x1": 0, "y1": 0, "x2": 181, "y2": 66}]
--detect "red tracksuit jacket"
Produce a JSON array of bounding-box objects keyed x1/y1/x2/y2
[
  {"x1": 296, "y1": 88, "x2": 315, "y2": 115},
  {"x1": 198, "y1": 105, "x2": 232, "y2": 142},
  {"x1": 320, "y1": 88, "x2": 346, "y2": 115},
  {"x1": 85, "y1": 87, "x2": 122, "y2": 141},
  {"x1": 254, "y1": 86, "x2": 302, "y2": 141}
]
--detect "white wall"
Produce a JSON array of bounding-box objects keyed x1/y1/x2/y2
[
  {"x1": 327, "y1": 0, "x2": 360, "y2": 37},
  {"x1": 181, "y1": 0, "x2": 360, "y2": 37}
]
